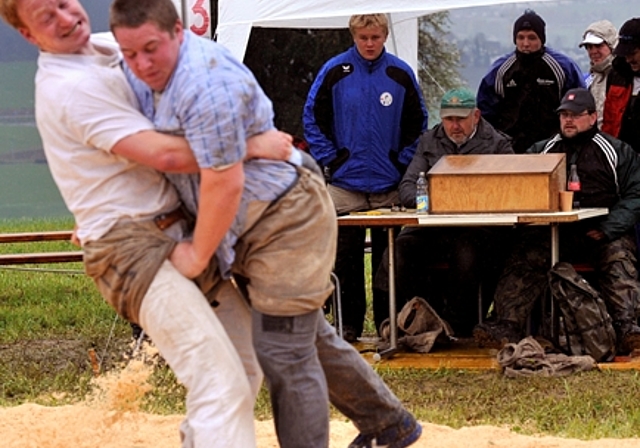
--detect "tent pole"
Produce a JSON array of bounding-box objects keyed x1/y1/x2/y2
[{"x1": 385, "y1": 13, "x2": 398, "y2": 56}]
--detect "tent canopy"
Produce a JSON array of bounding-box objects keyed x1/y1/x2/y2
[{"x1": 215, "y1": 0, "x2": 555, "y2": 73}]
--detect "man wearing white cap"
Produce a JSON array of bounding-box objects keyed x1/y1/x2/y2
[
  {"x1": 579, "y1": 20, "x2": 618, "y2": 128},
  {"x1": 603, "y1": 17, "x2": 640, "y2": 153}
]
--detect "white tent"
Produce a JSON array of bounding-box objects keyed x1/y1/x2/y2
[{"x1": 215, "y1": 0, "x2": 556, "y2": 74}]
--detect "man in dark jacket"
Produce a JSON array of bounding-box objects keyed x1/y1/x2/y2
[
  {"x1": 303, "y1": 14, "x2": 428, "y2": 342},
  {"x1": 374, "y1": 88, "x2": 513, "y2": 336},
  {"x1": 477, "y1": 9, "x2": 584, "y2": 154},
  {"x1": 475, "y1": 88, "x2": 640, "y2": 353},
  {"x1": 602, "y1": 17, "x2": 640, "y2": 152}
]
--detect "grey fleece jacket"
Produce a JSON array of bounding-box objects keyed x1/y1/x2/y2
[{"x1": 399, "y1": 117, "x2": 514, "y2": 207}]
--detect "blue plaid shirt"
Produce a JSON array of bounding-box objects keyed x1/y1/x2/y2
[{"x1": 126, "y1": 31, "x2": 297, "y2": 277}]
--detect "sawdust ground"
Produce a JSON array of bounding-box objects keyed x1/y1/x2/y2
[
  {"x1": 3, "y1": 402, "x2": 640, "y2": 448},
  {"x1": 2, "y1": 357, "x2": 639, "y2": 447}
]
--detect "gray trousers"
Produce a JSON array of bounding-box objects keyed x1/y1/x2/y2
[{"x1": 252, "y1": 308, "x2": 405, "y2": 448}]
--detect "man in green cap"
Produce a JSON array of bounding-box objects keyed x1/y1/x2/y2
[{"x1": 374, "y1": 88, "x2": 514, "y2": 336}]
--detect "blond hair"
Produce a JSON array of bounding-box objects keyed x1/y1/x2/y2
[
  {"x1": 348, "y1": 14, "x2": 389, "y2": 37},
  {"x1": 0, "y1": 0, "x2": 24, "y2": 29}
]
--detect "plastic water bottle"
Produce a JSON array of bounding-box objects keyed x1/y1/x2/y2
[
  {"x1": 416, "y1": 171, "x2": 429, "y2": 214},
  {"x1": 567, "y1": 164, "x2": 581, "y2": 209}
]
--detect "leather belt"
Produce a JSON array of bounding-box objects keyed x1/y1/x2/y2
[{"x1": 154, "y1": 206, "x2": 187, "y2": 231}]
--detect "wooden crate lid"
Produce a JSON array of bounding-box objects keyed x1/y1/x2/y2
[{"x1": 428, "y1": 154, "x2": 566, "y2": 176}]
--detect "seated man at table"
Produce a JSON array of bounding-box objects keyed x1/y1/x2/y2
[
  {"x1": 374, "y1": 88, "x2": 514, "y2": 336},
  {"x1": 474, "y1": 88, "x2": 640, "y2": 353}
]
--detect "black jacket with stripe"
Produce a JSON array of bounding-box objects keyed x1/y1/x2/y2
[
  {"x1": 477, "y1": 47, "x2": 584, "y2": 154},
  {"x1": 529, "y1": 126, "x2": 640, "y2": 241}
]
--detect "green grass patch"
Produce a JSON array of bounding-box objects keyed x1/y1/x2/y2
[
  {"x1": 2, "y1": 218, "x2": 640, "y2": 442},
  {"x1": 0, "y1": 218, "x2": 129, "y2": 406},
  {"x1": 378, "y1": 368, "x2": 640, "y2": 439},
  {"x1": 0, "y1": 216, "x2": 74, "y2": 233},
  {"x1": 0, "y1": 218, "x2": 105, "y2": 344}
]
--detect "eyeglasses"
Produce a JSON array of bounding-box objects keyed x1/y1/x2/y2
[{"x1": 559, "y1": 111, "x2": 591, "y2": 120}]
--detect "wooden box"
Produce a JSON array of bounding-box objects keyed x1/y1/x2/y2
[{"x1": 428, "y1": 154, "x2": 566, "y2": 214}]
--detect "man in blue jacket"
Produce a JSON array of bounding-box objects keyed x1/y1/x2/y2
[
  {"x1": 477, "y1": 9, "x2": 584, "y2": 154},
  {"x1": 303, "y1": 14, "x2": 428, "y2": 342}
]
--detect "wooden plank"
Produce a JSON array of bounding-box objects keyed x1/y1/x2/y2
[
  {"x1": 352, "y1": 339, "x2": 501, "y2": 370},
  {"x1": 337, "y1": 210, "x2": 608, "y2": 228},
  {"x1": 361, "y1": 350, "x2": 640, "y2": 371},
  {"x1": 0, "y1": 251, "x2": 83, "y2": 265},
  {"x1": 431, "y1": 174, "x2": 557, "y2": 213},
  {"x1": 352, "y1": 339, "x2": 640, "y2": 371},
  {"x1": 517, "y1": 208, "x2": 608, "y2": 224},
  {"x1": 417, "y1": 213, "x2": 518, "y2": 225},
  {"x1": 0, "y1": 231, "x2": 73, "y2": 244},
  {"x1": 337, "y1": 213, "x2": 419, "y2": 227},
  {"x1": 429, "y1": 154, "x2": 566, "y2": 214},
  {"x1": 428, "y1": 153, "x2": 566, "y2": 175},
  {"x1": 366, "y1": 353, "x2": 501, "y2": 370}
]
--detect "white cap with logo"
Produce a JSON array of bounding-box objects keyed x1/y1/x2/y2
[{"x1": 579, "y1": 20, "x2": 618, "y2": 49}]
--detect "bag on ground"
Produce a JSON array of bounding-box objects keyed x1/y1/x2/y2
[
  {"x1": 548, "y1": 261, "x2": 616, "y2": 362},
  {"x1": 379, "y1": 296, "x2": 454, "y2": 353}
]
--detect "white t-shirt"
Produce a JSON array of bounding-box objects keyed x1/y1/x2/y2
[{"x1": 34, "y1": 34, "x2": 179, "y2": 244}]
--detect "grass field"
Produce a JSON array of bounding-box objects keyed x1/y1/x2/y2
[{"x1": 2, "y1": 218, "x2": 640, "y2": 441}]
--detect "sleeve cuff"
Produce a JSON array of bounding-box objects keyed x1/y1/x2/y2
[{"x1": 287, "y1": 147, "x2": 303, "y2": 166}]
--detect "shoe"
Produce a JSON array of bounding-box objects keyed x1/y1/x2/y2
[
  {"x1": 348, "y1": 411, "x2": 422, "y2": 448},
  {"x1": 473, "y1": 319, "x2": 522, "y2": 349},
  {"x1": 621, "y1": 329, "x2": 640, "y2": 354},
  {"x1": 130, "y1": 322, "x2": 145, "y2": 341},
  {"x1": 614, "y1": 322, "x2": 640, "y2": 354},
  {"x1": 342, "y1": 325, "x2": 360, "y2": 343}
]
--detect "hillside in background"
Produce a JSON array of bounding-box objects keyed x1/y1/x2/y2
[{"x1": 449, "y1": 0, "x2": 636, "y2": 90}]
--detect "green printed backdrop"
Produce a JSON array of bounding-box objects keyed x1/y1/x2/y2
[
  {"x1": 0, "y1": 164, "x2": 69, "y2": 218},
  {"x1": 0, "y1": 61, "x2": 70, "y2": 219}
]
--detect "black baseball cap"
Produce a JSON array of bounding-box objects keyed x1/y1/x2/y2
[
  {"x1": 614, "y1": 18, "x2": 640, "y2": 57},
  {"x1": 556, "y1": 88, "x2": 596, "y2": 114}
]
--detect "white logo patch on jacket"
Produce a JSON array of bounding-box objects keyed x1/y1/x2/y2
[
  {"x1": 380, "y1": 92, "x2": 393, "y2": 106},
  {"x1": 537, "y1": 78, "x2": 555, "y2": 86}
]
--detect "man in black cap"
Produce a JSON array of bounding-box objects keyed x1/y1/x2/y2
[
  {"x1": 603, "y1": 17, "x2": 640, "y2": 152},
  {"x1": 477, "y1": 9, "x2": 585, "y2": 154},
  {"x1": 474, "y1": 88, "x2": 640, "y2": 355}
]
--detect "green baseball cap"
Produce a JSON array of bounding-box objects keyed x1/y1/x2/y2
[{"x1": 440, "y1": 88, "x2": 476, "y2": 118}]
